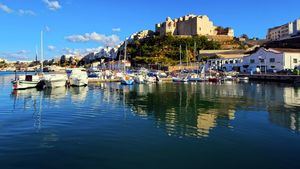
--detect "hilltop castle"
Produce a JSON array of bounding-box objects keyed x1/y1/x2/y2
[{"x1": 155, "y1": 14, "x2": 234, "y2": 37}]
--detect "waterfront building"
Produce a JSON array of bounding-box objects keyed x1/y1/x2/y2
[
  {"x1": 202, "y1": 50, "x2": 248, "y2": 72},
  {"x1": 241, "y1": 48, "x2": 300, "y2": 73},
  {"x1": 267, "y1": 19, "x2": 300, "y2": 41},
  {"x1": 155, "y1": 14, "x2": 234, "y2": 37},
  {"x1": 206, "y1": 58, "x2": 243, "y2": 72}
]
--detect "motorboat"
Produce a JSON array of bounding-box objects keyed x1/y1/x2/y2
[
  {"x1": 172, "y1": 75, "x2": 189, "y2": 82},
  {"x1": 121, "y1": 75, "x2": 134, "y2": 85},
  {"x1": 12, "y1": 74, "x2": 41, "y2": 90},
  {"x1": 188, "y1": 73, "x2": 202, "y2": 82},
  {"x1": 43, "y1": 74, "x2": 67, "y2": 88},
  {"x1": 69, "y1": 69, "x2": 88, "y2": 87}
]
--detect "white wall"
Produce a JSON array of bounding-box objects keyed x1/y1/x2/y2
[
  {"x1": 283, "y1": 53, "x2": 300, "y2": 69},
  {"x1": 242, "y1": 48, "x2": 284, "y2": 72}
]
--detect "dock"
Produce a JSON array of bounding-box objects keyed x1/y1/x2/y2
[
  {"x1": 241, "y1": 74, "x2": 300, "y2": 84},
  {"x1": 88, "y1": 78, "x2": 173, "y2": 83}
]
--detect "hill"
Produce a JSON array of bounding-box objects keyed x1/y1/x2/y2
[{"x1": 123, "y1": 35, "x2": 244, "y2": 66}]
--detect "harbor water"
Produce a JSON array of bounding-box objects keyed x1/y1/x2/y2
[{"x1": 0, "y1": 72, "x2": 300, "y2": 169}]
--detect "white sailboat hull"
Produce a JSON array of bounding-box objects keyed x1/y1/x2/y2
[
  {"x1": 188, "y1": 77, "x2": 202, "y2": 82},
  {"x1": 172, "y1": 77, "x2": 188, "y2": 82}
]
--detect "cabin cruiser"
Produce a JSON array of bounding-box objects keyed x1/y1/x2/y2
[
  {"x1": 69, "y1": 68, "x2": 88, "y2": 87},
  {"x1": 12, "y1": 74, "x2": 42, "y2": 90},
  {"x1": 43, "y1": 74, "x2": 67, "y2": 88}
]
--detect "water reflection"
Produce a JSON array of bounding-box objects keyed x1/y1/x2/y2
[
  {"x1": 8, "y1": 81, "x2": 300, "y2": 138},
  {"x1": 102, "y1": 82, "x2": 300, "y2": 138}
]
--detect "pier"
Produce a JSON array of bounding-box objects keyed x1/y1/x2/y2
[{"x1": 241, "y1": 74, "x2": 300, "y2": 84}]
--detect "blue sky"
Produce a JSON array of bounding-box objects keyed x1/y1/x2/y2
[{"x1": 0, "y1": 0, "x2": 299, "y2": 61}]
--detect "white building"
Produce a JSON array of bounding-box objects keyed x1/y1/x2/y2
[
  {"x1": 241, "y1": 48, "x2": 300, "y2": 73},
  {"x1": 267, "y1": 19, "x2": 300, "y2": 41},
  {"x1": 207, "y1": 58, "x2": 243, "y2": 72}
]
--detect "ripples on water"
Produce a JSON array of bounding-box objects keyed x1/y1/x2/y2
[{"x1": 0, "y1": 72, "x2": 300, "y2": 169}]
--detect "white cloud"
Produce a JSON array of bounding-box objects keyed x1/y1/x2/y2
[
  {"x1": 65, "y1": 32, "x2": 120, "y2": 47},
  {"x1": 62, "y1": 48, "x2": 81, "y2": 55},
  {"x1": 18, "y1": 9, "x2": 36, "y2": 16},
  {"x1": 48, "y1": 45, "x2": 56, "y2": 51},
  {"x1": 0, "y1": 3, "x2": 13, "y2": 13},
  {"x1": 61, "y1": 46, "x2": 104, "y2": 56},
  {"x1": 0, "y1": 3, "x2": 36, "y2": 16},
  {"x1": 0, "y1": 50, "x2": 31, "y2": 60},
  {"x1": 43, "y1": 0, "x2": 61, "y2": 11},
  {"x1": 112, "y1": 28, "x2": 121, "y2": 32}
]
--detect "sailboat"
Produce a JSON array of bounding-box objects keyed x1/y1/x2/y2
[
  {"x1": 188, "y1": 42, "x2": 202, "y2": 82},
  {"x1": 121, "y1": 41, "x2": 134, "y2": 85},
  {"x1": 12, "y1": 32, "x2": 45, "y2": 90},
  {"x1": 173, "y1": 45, "x2": 188, "y2": 82}
]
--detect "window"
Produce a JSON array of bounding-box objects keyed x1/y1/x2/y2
[
  {"x1": 260, "y1": 59, "x2": 265, "y2": 63},
  {"x1": 293, "y1": 59, "x2": 298, "y2": 63},
  {"x1": 270, "y1": 58, "x2": 275, "y2": 63},
  {"x1": 250, "y1": 59, "x2": 255, "y2": 64}
]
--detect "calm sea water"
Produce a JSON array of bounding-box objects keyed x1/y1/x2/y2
[{"x1": 0, "y1": 72, "x2": 300, "y2": 169}]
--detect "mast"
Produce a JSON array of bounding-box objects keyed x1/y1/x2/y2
[
  {"x1": 194, "y1": 41, "x2": 198, "y2": 75},
  {"x1": 194, "y1": 41, "x2": 197, "y2": 61},
  {"x1": 186, "y1": 44, "x2": 189, "y2": 67},
  {"x1": 123, "y1": 41, "x2": 127, "y2": 73},
  {"x1": 35, "y1": 46, "x2": 38, "y2": 63},
  {"x1": 179, "y1": 45, "x2": 182, "y2": 72},
  {"x1": 40, "y1": 31, "x2": 44, "y2": 72}
]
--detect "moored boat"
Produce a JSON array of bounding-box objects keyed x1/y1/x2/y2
[
  {"x1": 69, "y1": 69, "x2": 88, "y2": 87},
  {"x1": 121, "y1": 75, "x2": 134, "y2": 85},
  {"x1": 43, "y1": 74, "x2": 67, "y2": 88},
  {"x1": 12, "y1": 74, "x2": 41, "y2": 90},
  {"x1": 172, "y1": 76, "x2": 188, "y2": 83},
  {"x1": 188, "y1": 73, "x2": 202, "y2": 82}
]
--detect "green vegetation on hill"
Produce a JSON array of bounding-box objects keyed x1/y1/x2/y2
[
  {"x1": 126, "y1": 35, "x2": 221, "y2": 66},
  {"x1": 0, "y1": 61, "x2": 8, "y2": 68}
]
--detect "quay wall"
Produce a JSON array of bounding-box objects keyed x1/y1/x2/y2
[{"x1": 243, "y1": 74, "x2": 300, "y2": 84}]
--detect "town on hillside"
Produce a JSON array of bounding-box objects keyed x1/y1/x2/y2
[{"x1": 1, "y1": 14, "x2": 300, "y2": 82}]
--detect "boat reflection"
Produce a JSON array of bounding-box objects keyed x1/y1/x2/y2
[
  {"x1": 9, "y1": 82, "x2": 300, "y2": 139},
  {"x1": 113, "y1": 82, "x2": 300, "y2": 138}
]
